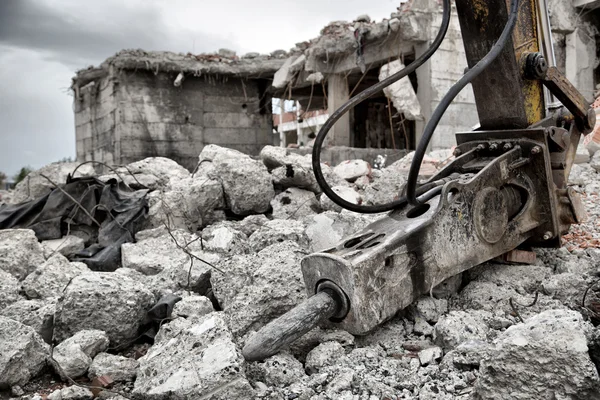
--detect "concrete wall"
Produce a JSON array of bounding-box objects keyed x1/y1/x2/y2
[
  {"x1": 75, "y1": 77, "x2": 119, "y2": 165},
  {"x1": 74, "y1": 70, "x2": 274, "y2": 170},
  {"x1": 416, "y1": 5, "x2": 479, "y2": 150}
]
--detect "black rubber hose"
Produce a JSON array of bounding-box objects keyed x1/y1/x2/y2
[
  {"x1": 405, "y1": 0, "x2": 520, "y2": 205},
  {"x1": 311, "y1": 0, "x2": 451, "y2": 214}
]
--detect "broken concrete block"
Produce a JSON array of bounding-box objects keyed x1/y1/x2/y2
[
  {"x1": 475, "y1": 310, "x2": 600, "y2": 399},
  {"x1": 172, "y1": 295, "x2": 214, "y2": 320},
  {"x1": 305, "y1": 341, "x2": 346, "y2": 374},
  {"x1": 52, "y1": 330, "x2": 109, "y2": 379},
  {"x1": 47, "y1": 385, "x2": 94, "y2": 400},
  {"x1": 591, "y1": 150, "x2": 600, "y2": 172},
  {"x1": 101, "y1": 157, "x2": 190, "y2": 191},
  {"x1": 379, "y1": 60, "x2": 423, "y2": 120},
  {"x1": 145, "y1": 175, "x2": 225, "y2": 231},
  {"x1": 212, "y1": 241, "x2": 307, "y2": 337},
  {"x1": 413, "y1": 316, "x2": 434, "y2": 336},
  {"x1": 231, "y1": 214, "x2": 270, "y2": 237},
  {"x1": 247, "y1": 352, "x2": 307, "y2": 388},
  {"x1": 319, "y1": 186, "x2": 362, "y2": 213},
  {"x1": 121, "y1": 229, "x2": 211, "y2": 276},
  {"x1": 201, "y1": 222, "x2": 249, "y2": 255},
  {"x1": 10, "y1": 162, "x2": 95, "y2": 204},
  {"x1": 362, "y1": 168, "x2": 407, "y2": 206},
  {"x1": 333, "y1": 160, "x2": 371, "y2": 182},
  {"x1": 434, "y1": 311, "x2": 489, "y2": 351},
  {"x1": 0, "y1": 316, "x2": 49, "y2": 388},
  {"x1": 467, "y1": 262, "x2": 551, "y2": 294},
  {"x1": 134, "y1": 312, "x2": 255, "y2": 399},
  {"x1": 41, "y1": 235, "x2": 85, "y2": 258},
  {"x1": 88, "y1": 352, "x2": 139, "y2": 382},
  {"x1": 0, "y1": 269, "x2": 20, "y2": 310},
  {"x1": 303, "y1": 211, "x2": 372, "y2": 252},
  {"x1": 54, "y1": 272, "x2": 155, "y2": 346},
  {"x1": 418, "y1": 346, "x2": 443, "y2": 366},
  {"x1": 542, "y1": 273, "x2": 588, "y2": 308},
  {"x1": 271, "y1": 187, "x2": 321, "y2": 220},
  {"x1": 248, "y1": 218, "x2": 309, "y2": 252},
  {"x1": 200, "y1": 145, "x2": 275, "y2": 215},
  {"x1": 21, "y1": 254, "x2": 90, "y2": 299},
  {"x1": 0, "y1": 229, "x2": 45, "y2": 280},
  {"x1": 0, "y1": 298, "x2": 56, "y2": 344},
  {"x1": 414, "y1": 296, "x2": 448, "y2": 324},
  {"x1": 576, "y1": 144, "x2": 592, "y2": 164}
]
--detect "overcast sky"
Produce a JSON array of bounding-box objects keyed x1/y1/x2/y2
[{"x1": 0, "y1": 0, "x2": 402, "y2": 178}]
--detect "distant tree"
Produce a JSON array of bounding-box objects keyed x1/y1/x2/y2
[
  {"x1": 0, "y1": 171, "x2": 6, "y2": 188},
  {"x1": 13, "y1": 167, "x2": 33, "y2": 185},
  {"x1": 57, "y1": 156, "x2": 74, "y2": 163}
]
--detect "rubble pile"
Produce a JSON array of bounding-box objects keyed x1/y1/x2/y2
[{"x1": 0, "y1": 143, "x2": 599, "y2": 399}]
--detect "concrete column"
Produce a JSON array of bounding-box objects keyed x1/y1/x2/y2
[
  {"x1": 327, "y1": 74, "x2": 350, "y2": 146},
  {"x1": 566, "y1": 27, "x2": 597, "y2": 102}
]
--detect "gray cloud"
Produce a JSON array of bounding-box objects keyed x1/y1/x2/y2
[{"x1": 0, "y1": 0, "x2": 239, "y2": 69}]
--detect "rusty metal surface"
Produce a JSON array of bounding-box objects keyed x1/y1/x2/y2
[{"x1": 455, "y1": 0, "x2": 544, "y2": 129}]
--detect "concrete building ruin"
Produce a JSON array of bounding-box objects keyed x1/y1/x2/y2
[
  {"x1": 73, "y1": 0, "x2": 600, "y2": 168},
  {"x1": 71, "y1": 50, "x2": 285, "y2": 170}
]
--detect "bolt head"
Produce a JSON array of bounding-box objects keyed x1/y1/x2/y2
[
  {"x1": 503, "y1": 143, "x2": 513, "y2": 151},
  {"x1": 531, "y1": 146, "x2": 541, "y2": 155},
  {"x1": 453, "y1": 148, "x2": 462, "y2": 157},
  {"x1": 489, "y1": 143, "x2": 498, "y2": 151},
  {"x1": 543, "y1": 231, "x2": 552, "y2": 240}
]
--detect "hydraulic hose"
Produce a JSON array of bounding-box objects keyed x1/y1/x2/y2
[
  {"x1": 311, "y1": 0, "x2": 451, "y2": 214},
  {"x1": 405, "y1": 0, "x2": 520, "y2": 205}
]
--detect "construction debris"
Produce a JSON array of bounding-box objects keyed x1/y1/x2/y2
[{"x1": 0, "y1": 143, "x2": 599, "y2": 398}]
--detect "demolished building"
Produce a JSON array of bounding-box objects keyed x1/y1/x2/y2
[
  {"x1": 72, "y1": 0, "x2": 600, "y2": 167},
  {"x1": 71, "y1": 50, "x2": 285, "y2": 170}
]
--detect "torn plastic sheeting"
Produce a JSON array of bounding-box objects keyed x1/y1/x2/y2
[{"x1": 0, "y1": 176, "x2": 148, "y2": 272}]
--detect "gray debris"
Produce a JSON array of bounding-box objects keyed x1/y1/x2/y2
[
  {"x1": 121, "y1": 229, "x2": 214, "y2": 276},
  {"x1": 248, "y1": 218, "x2": 309, "y2": 252},
  {"x1": 305, "y1": 341, "x2": 347, "y2": 374},
  {"x1": 542, "y1": 272, "x2": 588, "y2": 308},
  {"x1": 88, "y1": 352, "x2": 139, "y2": 382},
  {"x1": 418, "y1": 346, "x2": 442, "y2": 366},
  {"x1": 434, "y1": 311, "x2": 489, "y2": 351},
  {"x1": 0, "y1": 229, "x2": 45, "y2": 280},
  {"x1": 475, "y1": 309, "x2": 600, "y2": 399},
  {"x1": 54, "y1": 272, "x2": 155, "y2": 346},
  {"x1": 145, "y1": 175, "x2": 224, "y2": 231},
  {"x1": 212, "y1": 241, "x2": 307, "y2": 337},
  {"x1": 47, "y1": 385, "x2": 94, "y2": 400},
  {"x1": 591, "y1": 150, "x2": 600, "y2": 172},
  {"x1": 134, "y1": 312, "x2": 254, "y2": 399},
  {"x1": 319, "y1": 186, "x2": 362, "y2": 213},
  {"x1": 0, "y1": 298, "x2": 56, "y2": 343},
  {"x1": 247, "y1": 352, "x2": 307, "y2": 388},
  {"x1": 0, "y1": 269, "x2": 20, "y2": 309},
  {"x1": 199, "y1": 145, "x2": 275, "y2": 215},
  {"x1": 21, "y1": 254, "x2": 90, "y2": 299},
  {"x1": 271, "y1": 188, "x2": 321, "y2": 220},
  {"x1": 100, "y1": 157, "x2": 190, "y2": 191},
  {"x1": 52, "y1": 330, "x2": 109, "y2": 379},
  {"x1": 201, "y1": 223, "x2": 249, "y2": 255},
  {"x1": 414, "y1": 296, "x2": 448, "y2": 324},
  {"x1": 172, "y1": 295, "x2": 214, "y2": 319},
  {"x1": 0, "y1": 316, "x2": 49, "y2": 388},
  {"x1": 41, "y1": 236, "x2": 85, "y2": 258},
  {"x1": 333, "y1": 160, "x2": 371, "y2": 182},
  {"x1": 10, "y1": 162, "x2": 95, "y2": 204}
]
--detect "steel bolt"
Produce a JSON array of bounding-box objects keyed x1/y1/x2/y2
[
  {"x1": 476, "y1": 144, "x2": 486, "y2": 151},
  {"x1": 489, "y1": 143, "x2": 498, "y2": 151},
  {"x1": 543, "y1": 231, "x2": 552, "y2": 241},
  {"x1": 503, "y1": 143, "x2": 513, "y2": 151},
  {"x1": 453, "y1": 148, "x2": 462, "y2": 157},
  {"x1": 531, "y1": 146, "x2": 541, "y2": 155}
]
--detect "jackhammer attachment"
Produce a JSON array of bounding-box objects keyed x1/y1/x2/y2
[{"x1": 242, "y1": 128, "x2": 586, "y2": 361}]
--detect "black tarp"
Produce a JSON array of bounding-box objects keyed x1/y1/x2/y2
[{"x1": 0, "y1": 176, "x2": 148, "y2": 271}]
